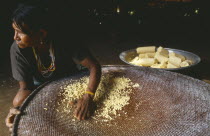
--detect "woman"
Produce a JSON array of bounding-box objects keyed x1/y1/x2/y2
[{"x1": 5, "y1": 3, "x2": 101, "y2": 131}]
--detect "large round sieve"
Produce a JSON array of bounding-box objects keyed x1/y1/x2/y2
[{"x1": 13, "y1": 66, "x2": 210, "y2": 136}]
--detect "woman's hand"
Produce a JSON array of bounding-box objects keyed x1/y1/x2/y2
[
  {"x1": 71, "y1": 94, "x2": 96, "y2": 120},
  {"x1": 5, "y1": 107, "x2": 20, "y2": 132}
]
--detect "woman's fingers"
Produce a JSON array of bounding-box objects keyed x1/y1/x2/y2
[
  {"x1": 74, "y1": 101, "x2": 82, "y2": 118},
  {"x1": 10, "y1": 108, "x2": 20, "y2": 115},
  {"x1": 81, "y1": 106, "x2": 89, "y2": 120},
  {"x1": 6, "y1": 121, "x2": 13, "y2": 128},
  {"x1": 69, "y1": 100, "x2": 77, "y2": 106},
  {"x1": 5, "y1": 114, "x2": 14, "y2": 128},
  {"x1": 74, "y1": 99, "x2": 88, "y2": 120},
  {"x1": 9, "y1": 127, "x2": 13, "y2": 132},
  {"x1": 78, "y1": 104, "x2": 87, "y2": 120},
  {"x1": 73, "y1": 94, "x2": 95, "y2": 120},
  {"x1": 76, "y1": 101, "x2": 85, "y2": 120},
  {"x1": 5, "y1": 108, "x2": 20, "y2": 128}
]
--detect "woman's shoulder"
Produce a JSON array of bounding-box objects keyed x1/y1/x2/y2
[
  {"x1": 10, "y1": 41, "x2": 33, "y2": 58},
  {"x1": 10, "y1": 41, "x2": 20, "y2": 54}
]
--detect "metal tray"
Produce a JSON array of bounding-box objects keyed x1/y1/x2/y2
[{"x1": 119, "y1": 48, "x2": 201, "y2": 71}]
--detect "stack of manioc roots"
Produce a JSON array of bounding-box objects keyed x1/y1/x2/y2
[{"x1": 130, "y1": 46, "x2": 193, "y2": 68}]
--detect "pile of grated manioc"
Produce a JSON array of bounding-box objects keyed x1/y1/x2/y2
[{"x1": 58, "y1": 74, "x2": 140, "y2": 121}]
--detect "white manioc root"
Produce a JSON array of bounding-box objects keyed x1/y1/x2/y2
[
  {"x1": 130, "y1": 46, "x2": 193, "y2": 69},
  {"x1": 136, "y1": 46, "x2": 156, "y2": 54}
]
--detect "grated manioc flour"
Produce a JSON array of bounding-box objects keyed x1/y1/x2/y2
[{"x1": 58, "y1": 74, "x2": 140, "y2": 121}]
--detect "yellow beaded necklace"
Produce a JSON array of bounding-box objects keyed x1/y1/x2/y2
[{"x1": 32, "y1": 44, "x2": 56, "y2": 78}]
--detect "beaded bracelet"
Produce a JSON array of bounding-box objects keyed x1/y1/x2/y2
[{"x1": 85, "y1": 91, "x2": 95, "y2": 96}]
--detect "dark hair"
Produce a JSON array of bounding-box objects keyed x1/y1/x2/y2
[{"x1": 12, "y1": 3, "x2": 50, "y2": 35}]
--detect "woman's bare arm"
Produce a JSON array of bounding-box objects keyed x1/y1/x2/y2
[{"x1": 73, "y1": 56, "x2": 101, "y2": 120}]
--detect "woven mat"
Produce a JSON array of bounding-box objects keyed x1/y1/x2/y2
[{"x1": 13, "y1": 66, "x2": 210, "y2": 136}]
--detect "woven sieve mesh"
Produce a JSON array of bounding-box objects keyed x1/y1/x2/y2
[{"x1": 13, "y1": 66, "x2": 210, "y2": 136}]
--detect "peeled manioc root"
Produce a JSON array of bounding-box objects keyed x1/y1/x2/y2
[
  {"x1": 168, "y1": 56, "x2": 182, "y2": 67},
  {"x1": 136, "y1": 46, "x2": 156, "y2": 54},
  {"x1": 135, "y1": 58, "x2": 156, "y2": 67},
  {"x1": 167, "y1": 62, "x2": 179, "y2": 68},
  {"x1": 129, "y1": 46, "x2": 193, "y2": 69},
  {"x1": 139, "y1": 53, "x2": 156, "y2": 58},
  {"x1": 157, "y1": 46, "x2": 169, "y2": 57},
  {"x1": 155, "y1": 52, "x2": 169, "y2": 63},
  {"x1": 169, "y1": 52, "x2": 185, "y2": 61}
]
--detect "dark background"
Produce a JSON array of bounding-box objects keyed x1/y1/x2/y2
[{"x1": 0, "y1": 0, "x2": 209, "y2": 73}]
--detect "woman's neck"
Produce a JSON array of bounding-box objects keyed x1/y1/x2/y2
[{"x1": 36, "y1": 42, "x2": 51, "y2": 53}]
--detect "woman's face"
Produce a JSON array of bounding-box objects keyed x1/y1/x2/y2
[{"x1": 12, "y1": 23, "x2": 42, "y2": 49}]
